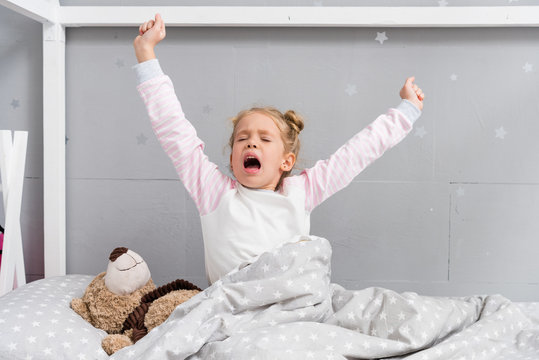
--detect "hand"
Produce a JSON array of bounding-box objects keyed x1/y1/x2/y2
[
  {"x1": 133, "y1": 13, "x2": 167, "y2": 63},
  {"x1": 399, "y1": 76, "x2": 425, "y2": 111}
]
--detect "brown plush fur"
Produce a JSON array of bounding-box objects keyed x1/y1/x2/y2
[
  {"x1": 70, "y1": 272, "x2": 156, "y2": 334},
  {"x1": 101, "y1": 289, "x2": 200, "y2": 355},
  {"x1": 101, "y1": 334, "x2": 134, "y2": 355},
  {"x1": 72, "y1": 271, "x2": 200, "y2": 355},
  {"x1": 145, "y1": 290, "x2": 200, "y2": 332}
]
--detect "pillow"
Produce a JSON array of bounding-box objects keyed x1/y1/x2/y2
[{"x1": 0, "y1": 274, "x2": 108, "y2": 359}]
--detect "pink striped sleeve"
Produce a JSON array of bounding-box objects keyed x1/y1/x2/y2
[
  {"x1": 302, "y1": 107, "x2": 414, "y2": 212},
  {"x1": 137, "y1": 75, "x2": 234, "y2": 216}
]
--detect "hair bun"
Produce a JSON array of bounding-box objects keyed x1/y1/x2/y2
[{"x1": 284, "y1": 110, "x2": 304, "y2": 134}]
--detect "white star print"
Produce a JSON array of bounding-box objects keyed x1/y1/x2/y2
[
  {"x1": 375, "y1": 31, "x2": 388, "y2": 44},
  {"x1": 522, "y1": 62, "x2": 533, "y2": 72},
  {"x1": 345, "y1": 84, "x2": 357, "y2": 96},
  {"x1": 415, "y1": 126, "x2": 427, "y2": 138},
  {"x1": 450, "y1": 74, "x2": 458, "y2": 81},
  {"x1": 495, "y1": 126, "x2": 507, "y2": 139}
]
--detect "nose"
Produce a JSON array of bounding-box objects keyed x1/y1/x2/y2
[{"x1": 247, "y1": 144, "x2": 257, "y2": 149}]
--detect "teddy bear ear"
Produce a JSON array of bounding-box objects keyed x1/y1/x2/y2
[{"x1": 109, "y1": 247, "x2": 128, "y2": 262}]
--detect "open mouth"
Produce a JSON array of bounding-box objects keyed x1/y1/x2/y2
[{"x1": 243, "y1": 155, "x2": 261, "y2": 174}]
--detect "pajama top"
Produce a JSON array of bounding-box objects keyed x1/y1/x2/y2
[{"x1": 134, "y1": 59, "x2": 421, "y2": 284}]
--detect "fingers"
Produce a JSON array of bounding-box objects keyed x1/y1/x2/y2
[
  {"x1": 139, "y1": 18, "x2": 156, "y2": 35},
  {"x1": 407, "y1": 76, "x2": 425, "y2": 101},
  {"x1": 155, "y1": 13, "x2": 164, "y2": 29}
]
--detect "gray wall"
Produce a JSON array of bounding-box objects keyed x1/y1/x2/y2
[{"x1": 1, "y1": 3, "x2": 539, "y2": 301}]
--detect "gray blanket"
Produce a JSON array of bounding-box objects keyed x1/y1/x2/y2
[{"x1": 111, "y1": 236, "x2": 538, "y2": 360}]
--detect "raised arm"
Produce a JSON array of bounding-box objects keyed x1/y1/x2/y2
[
  {"x1": 134, "y1": 15, "x2": 233, "y2": 216},
  {"x1": 302, "y1": 77, "x2": 424, "y2": 212}
]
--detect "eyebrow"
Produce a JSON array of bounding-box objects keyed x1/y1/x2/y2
[{"x1": 236, "y1": 129, "x2": 275, "y2": 137}]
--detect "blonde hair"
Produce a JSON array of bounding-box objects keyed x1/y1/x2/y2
[{"x1": 228, "y1": 106, "x2": 304, "y2": 190}]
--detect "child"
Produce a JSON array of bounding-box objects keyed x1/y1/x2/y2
[{"x1": 133, "y1": 14, "x2": 425, "y2": 285}]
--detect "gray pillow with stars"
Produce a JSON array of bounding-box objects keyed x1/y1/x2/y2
[{"x1": 0, "y1": 274, "x2": 108, "y2": 360}]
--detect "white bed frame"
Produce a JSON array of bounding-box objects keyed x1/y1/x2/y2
[{"x1": 1, "y1": 0, "x2": 538, "y2": 280}]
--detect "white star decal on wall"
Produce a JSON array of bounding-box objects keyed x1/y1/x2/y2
[
  {"x1": 414, "y1": 126, "x2": 427, "y2": 138},
  {"x1": 345, "y1": 84, "x2": 357, "y2": 96},
  {"x1": 450, "y1": 74, "x2": 458, "y2": 81},
  {"x1": 522, "y1": 62, "x2": 533, "y2": 73},
  {"x1": 375, "y1": 32, "x2": 388, "y2": 44},
  {"x1": 438, "y1": 0, "x2": 448, "y2": 6},
  {"x1": 495, "y1": 126, "x2": 507, "y2": 139}
]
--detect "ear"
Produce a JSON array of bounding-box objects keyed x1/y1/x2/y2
[
  {"x1": 280, "y1": 152, "x2": 296, "y2": 172},
  {"x1": 230, "y1": 154, "x2": 233, "y2": 170}
]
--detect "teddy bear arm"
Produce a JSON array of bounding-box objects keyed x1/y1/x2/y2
[
  {"x1": 71, "y1": 298, "x2": 92, "y2": 323},
  {"x1": 102, "y1": 334, "x2": 133, "y2": 356},
  {"x1": 145, "y1": 290, "x2": 200, "y2": 332}
]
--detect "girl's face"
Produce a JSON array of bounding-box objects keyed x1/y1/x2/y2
[{"x1": 230, "y1": 112, "x2": 295, "y2": 191}]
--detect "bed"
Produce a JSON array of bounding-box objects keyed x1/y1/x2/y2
[
  {"x1": 2, "y1": 2, "x2": 539, "y2": 359},
  {"x1": 1, "y1": 237, "x2": 539, "y2": 359}
]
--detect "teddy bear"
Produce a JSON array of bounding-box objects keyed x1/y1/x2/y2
[{"x1": 71, "y1": 247, "x2": 202, "y2": 355}]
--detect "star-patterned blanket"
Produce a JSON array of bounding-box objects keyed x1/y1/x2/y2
[{"x1": 1, "y1": 236, "x2": 538, "y2": 359}]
